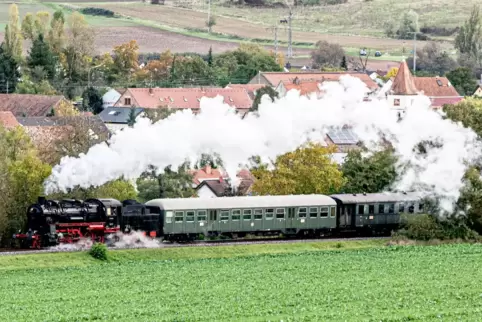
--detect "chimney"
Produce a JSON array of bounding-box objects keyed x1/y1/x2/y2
[{"x1": 205, "y1": 164, "x2": 212, "y2": 175}]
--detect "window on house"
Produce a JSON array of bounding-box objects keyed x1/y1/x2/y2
[
  {"x1": 394, "y1": 99, "x2": 400, "y2": 106},
  {"x1": 436, "y1": 79, "x2": 443, "y2": 86},
  {"x1": 124, "y1": 98, "x2": 131, "y2": 105}
]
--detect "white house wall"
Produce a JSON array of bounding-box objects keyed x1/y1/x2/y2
[
  {"x1": 197, "y1": 185, "x2": 218, "y2": 198},
  {"x1": 103, "y1": 89, "x2": 121, "y2": 109}
]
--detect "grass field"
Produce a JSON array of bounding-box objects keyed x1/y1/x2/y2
[{"x1": 1, "y1": 241, "x2": 482, "y2": 321}]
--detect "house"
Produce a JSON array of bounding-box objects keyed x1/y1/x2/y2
[
  {"x1": 473, "y1": 85, "x2": 482, "y2": 98},
  {"x1": 113, "y1": 87, "x2": 253, "y2": 115},
  {"x1": 248, "y1": 71, "x2": 379, "y2": 92},
  {"x1": 192, "y1": 165, "x2": 255, "y2": 198},
  {"x1": 387, "y1": 61, "x2": 463, "y2": 110},
  {"x1": 224, "y1": 83, "x2": 266, "y2": 100},
  {"x1": 102, "y1": 88, "x2": 125, "y2": 109},
  {"x1": 0, "y1": 94, "x2": 68, "y2": 117},
  {"x1": 99, "y1": 107, "x2": 145, "y2": 133},
  {"x1": 17, "y1": 115, "x2": 110, "y2": 164},
  {"x1": 0, "y1": 111, "x2": 20, "y2": 129},
  {"x1": 275, "y1": 79, "x2": 323, "y2": 98}
]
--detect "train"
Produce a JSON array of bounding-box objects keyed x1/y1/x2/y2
[{"x1": 13, "y1": 192, "x2": 425, "y2": 249}]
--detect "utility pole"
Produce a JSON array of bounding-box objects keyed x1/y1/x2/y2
[
  {"x1": 413, "y1": 31, "x2": 417, "y2": 73},
  {"x1": 267, "y1": 25, "x2": 279, "y2": 61},
  {"x1": 287, "y1": 6, "x2": 293, "y2": 58}
]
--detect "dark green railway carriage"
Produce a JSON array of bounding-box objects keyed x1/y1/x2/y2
[
  {"x1": 145, "y1": 195, "x2": 337, "y2": 241},
  {"x1": 330, "y1": 192, "x2": 424, "y2": 232}
]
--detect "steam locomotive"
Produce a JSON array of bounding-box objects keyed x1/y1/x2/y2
[{"x1": 13, "y1": 192, "x2": 424, "y2": 249}]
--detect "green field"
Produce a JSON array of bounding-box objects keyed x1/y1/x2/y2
[{"x1": 1, "y1": 241, "x2": 482, "y2": 321}]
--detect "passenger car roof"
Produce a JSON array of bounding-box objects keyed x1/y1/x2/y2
[
  {"x1": 330, "y1": 192, "x2": 423, "y2": 204},
  {"x1": 146, "y1": 195, "x2": 336, "y2": 210}
]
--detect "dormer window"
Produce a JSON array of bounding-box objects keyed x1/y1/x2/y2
[
  {"x1": 394, "y1": 98, "x2": 400, "y2": 106},
  {"x1": 124, "y1": 98, "x2": 131, "y2": 105},
  {"x1": 436, "y1": 79, "x2": 443, "y2": 86}
]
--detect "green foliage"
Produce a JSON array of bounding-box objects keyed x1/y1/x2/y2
[
  {"x1": 251, "y1": 143, "x2": 345, "y2": 195},
  {"x1": 0, "y1": 43, "x2": 20, "y2": 94},
  {"x1": 250, "y1": 85, "x2": 278, "y2": 112},
  {"x1": 48, "y1": 179, "x2": 137, "y2": 202},
  {"x1": 340, "y1": 55, "x2": 347, "y2": 70},
  {"x1": 397, "y1": 10, "x2": 420, "y2": 39},
  {"x1": 3, "y1": 4, "x2": 23, "y2": 60},
  {"x1": 446, "y1": 67, "x2": 478, "y2": 96},
  {"x1": 15, "y1": 74, "x2": 57, "y2": 95},
  {"x1": 458, "y1": 167, "x2": 482, "y2": 235},
  {"x1": 406, "y1": 42, "x2": 457, "y2": 76},
  {"x1": 89, "y1": 242, "x2": 108, "y2": 260},
  {"x1": 455, "y1": 5, "x2": 482, "y2": 63},
  {"x1": 81, "y1": 87, "x2": 104, "y2": 114},
  {"x1": 81, "y1": 7, "x2": 115, "y2": 17},
  {"x1": 311, "y1": 40, "x2": 345, "y2": 69},
  {"x1": 395, "y1": 213, "x2": 478, "y2": 241},
  {"x1": 127, "y1": 108, "x2": 137, "y2": 127},
  {"x1": 443, "y1": 98, "x2": 482, "y2": 137},
  {"x1": 2, "y1": 244, "x2": 482, "y2": 320},
  {"x1": 27, "y1": 33, "x2": 56, "y2": 80},
  {"x1": 0, "y1": 125, "x2": 52, "y2": 246},
  {"x1": 341, "y1": 148, "x2": 398, "y2": 193}
]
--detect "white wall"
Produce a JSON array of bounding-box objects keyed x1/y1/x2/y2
[
  {"x1": 197, "y1": 185, "x2": 217, "y2": 198},
  {"x1": 105, "y1": 123, "x2": 127, "y2": 133},
  {"x1": 103, "y1": 89, "x2": 121, "y2": 109}
]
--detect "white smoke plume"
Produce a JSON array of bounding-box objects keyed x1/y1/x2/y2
[{"x1": 44, "y1": 76, "x2": 481, "y2": 213}]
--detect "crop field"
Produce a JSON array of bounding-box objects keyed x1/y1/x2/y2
[{"x1": 1, "y1": 242, "x2": 482, "y2": 321}]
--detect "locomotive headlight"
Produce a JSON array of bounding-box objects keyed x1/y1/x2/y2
[{"x1": 107, "y1": 208, "x2": 111, "y2": 216}]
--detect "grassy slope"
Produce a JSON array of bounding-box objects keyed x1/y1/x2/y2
[
  {"x1": 2, "y1": 242, "x2": 482, "y2": 321},
  {"x1": 0, "y1": 239, "x2": 386, "y2": 270}
]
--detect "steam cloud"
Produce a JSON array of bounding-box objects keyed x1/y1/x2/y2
[{"x1": 44, "y1": 76, "x2": 481, "y2": 213}]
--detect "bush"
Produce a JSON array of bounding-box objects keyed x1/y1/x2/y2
[
  {"x1": 89, "y1": 242, "x2": 108, "y2": 260},
  {"x1": 394, "y1": 213, "x2": 479, "y2": 241},
  {"x1": 80, "y1": 7, "x2": 115, "y2": 17}
]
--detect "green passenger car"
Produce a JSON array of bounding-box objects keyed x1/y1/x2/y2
[{"x1": 145, "y1": 195, "x2": 337, "y2": 241}]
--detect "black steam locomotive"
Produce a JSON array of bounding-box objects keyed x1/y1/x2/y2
[{"x1": 14, "y1": 197, "x2": 157, "y2": 249}]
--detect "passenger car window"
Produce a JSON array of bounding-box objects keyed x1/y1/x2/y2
[
  {"x1": 320, "y1": 207, "x2": 328, "y2": 217},
  {"x1": 388, "y1": 203, "x2": 395, "y2": 213},
  {"x1": 298, "y1": 207, "x2": 307, "y2": 218},
  {"x1": 175, "y1": 211, "x2": 184, "y2": 223},
  {"x1": 368, "y1": 205, "x2": 375, "y2": 214},
  {"x1": 309, "y1": 207, "x2": 318, "y2": 218},
  {"x1": 243, "y1": 209, "x2": 252, "y2": 220},
  {"x1": 186, "y1": 211, "x2": 195, "y2": 222},
  {"x1": 358, "y1": 205, "x2": 364, "y2": 215},
  {"x1": 220, "y1": 210, "x2": 229, "y2": 221},
  {"x1": 276, "y1": 208, "x2": 285, "y2": 219},
  {"x1": 254, "y1": 209, "x2": 263, "y2": 220},
  {"x1": 231, "y1": 209, "x2": 241, "y2": 221},
  {"x1": 399, "y1": 203, "x2": 405, "y2": 213},
  {"x1": 166, "y1": 211, "x2": 173, "y2": 223},
  {"x1": 330, "y1": 207, "x2": 336, "y2": 218},
  {"x1": 197, "y1": 210, "x2": 207, "y2": 222},
  {"x1": 265, "y1": 208, "x2": 274, "y2": 219},
  {"x1": 378, "y1": 204, "x2": 384, "y2": 214}
]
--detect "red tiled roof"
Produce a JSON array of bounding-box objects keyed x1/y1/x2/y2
[
  {"x1": 121, "y1": 88, "x2": 253, "y2": 110},
  {"x1": 430, "y1": 97, "x2": 464, "y2": 108},
  {"x1": 282, "y1": 80, "x2": 322, "y2": 96},
  {"x1": 0, "y1": 94, "x2": 65, "y2": 117},
  {"x1": 0, "y1": 111, "x2": 20, "y2": 128},
  {"x1": 414, "y1": 77, "x2": 460, "y2": 97},
  {"x1": 391, "y1": 61, "x2": 418, "y2": 95},
  {"x1": 191, "y1": 165, "x2": 225, "y2": 185},
  {"x1": 254, "y1": 72, "x2": 378, "y2": 90},
  {"x1": 225, "y1": 84, "x2": 266, "y2": 100}
]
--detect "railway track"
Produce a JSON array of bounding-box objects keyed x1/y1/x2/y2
[{"x1": 0, "y1": 236, "x2": 389, "y2": 256}]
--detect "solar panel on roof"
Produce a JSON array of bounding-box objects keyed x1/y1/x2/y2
[{"x1": 327, "y1": 128, "x2": 359, "y2": 145}]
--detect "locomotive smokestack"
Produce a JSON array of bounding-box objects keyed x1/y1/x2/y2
[{"x1": 38, "y1": 196, "x2": 46, "y2": 205}]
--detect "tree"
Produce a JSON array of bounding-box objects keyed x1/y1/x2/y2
[
  {"x1": 341, "y1": 148, "x2": 399, "y2": 193},
  {"x1": 446, "y1": 67, "x2": 478, "y2": 96},
  {"x1": 311, "y1": 40, "x2": 345, "y2": 69},
  {"x1": 251, "y1": 86, "x2": 278, "y2": 112},
  {"x1": 250, "y1": 144, "x2": 345, "y2": 195},
  {"x1": 385, "y1": 67, "x2": 399, "y2": 79},
  {"x1": 48, "y1": 179, "x2": 137, "y2": 202},
  {"x1": 112, "y1": 40, "x2": 140, "y2": 79},
  {"x1": 62, "y1": 12, "x2": 94, "y2": 98},
  {"x1": 0, "y1": 43, "x2": 20, "y2": 94},
  {"x1": 127, "y1": 107, "x2": 137, "y2": 127},
  {"x1": 455, "y1": 5, "x2": 482, "y2": 68},
  {"x1": 28, "y1": 33, "x2": 56, "y2": 80},
  {"x1": 0, "y1": 125, "x2": 51, "y2": 246},
  {"x1": 458, "y1": 167, "x2": 482, "y2": 234},
  {"x1": 207, "y1": 46, "x2": 213, "y2": 66},
  {"x1": 55, "y1": 100, "x2": 80, "y2": 117},
  {"x1": 443, "y1": 98, "x2": 482, "y2": 137},
  {"x1": 143, "y1": 107, "x2": 178, "y2": 124},
  {"x1": 206, "y1": 16, "x2": 216, "y2": 33},
  {"x1": 397, "y1": 10, "x2": 419, "y2": 40},
  {"x1": 340, "y1": 55, "x2": 347, "y2": 70},
  {"x1": 3, "y1": 4, "x2": 23, "y2": 60},
  {"x1": 406, "y1": 42, "x2": 458, "y2": 75},
  {"x1": 15, "y1": 74, "x2": 57, "y2": 95},
  {"x1": 47, "y1": 10, "x2": 66, "y2": 55},
  {"x1": 81, "y1": 87, "x2": 104, "y2": 114}
]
